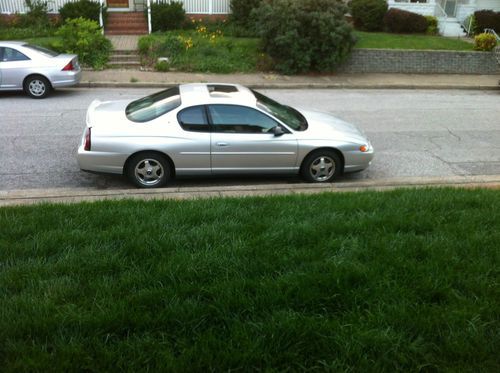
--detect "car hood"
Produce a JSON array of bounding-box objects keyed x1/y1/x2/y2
[
  {"x1": 296, "y1": 109, "x2": 367, "y2": 143},
  {"x1": 86, "y1": 99, "x2": 130, "y2": 128}
]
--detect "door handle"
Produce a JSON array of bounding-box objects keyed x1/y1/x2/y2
[{"x1": 216, "y1": 142, "x2": 229, "y2": 147}]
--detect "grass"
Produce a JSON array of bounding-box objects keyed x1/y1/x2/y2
[
  {"x1": 354, "y1": 30, "x2": 474, "y2": 51},
  {"x1": 0, "y1": 188, "x2": 499, "y2": 371},
  {"x1": 140, "y1": 30, "x2": 260, "y2": 74}
]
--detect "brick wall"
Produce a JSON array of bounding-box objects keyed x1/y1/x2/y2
[{"x1": 337, "y1": 49, "x2": 500, "y2": 74}]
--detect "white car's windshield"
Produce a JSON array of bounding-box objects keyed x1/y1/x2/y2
[
  {"x1": 252, "y1": 90, "x2": 308, "y2": 131},
  {"x1": 24, "y1": 44, "x2": 59, "y2": 57}
]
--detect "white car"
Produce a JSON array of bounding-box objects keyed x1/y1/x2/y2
[
  {"x1": 77, "y1": 83, "x2": 374, "y2": 188},
  {"x1": 0, "y1": 41, "x2": 81, "y2": 98}
]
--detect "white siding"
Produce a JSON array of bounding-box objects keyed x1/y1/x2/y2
[
  {"x1": 476, "y1": 0, "x2": 500, "y2": 11},
  {"x1": 1, "y1": 0, "x2": 231, "y2": 14}
]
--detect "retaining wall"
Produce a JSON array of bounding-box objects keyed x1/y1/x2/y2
[{"x1": 338, "y1": 48, "x2": 500, "y2": 74}]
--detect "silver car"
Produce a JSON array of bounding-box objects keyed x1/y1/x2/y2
[
  {"x1": 77, "y1": 84, "x2": 374, "y2": 188},
  {"x1": 0, "y1": 41, "x2": 81, "y2": 98}
]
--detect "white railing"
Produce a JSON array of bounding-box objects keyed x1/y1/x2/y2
[
  {"x1": 2, "y1": 0, "x2": 231, "y2": 14},
  {"x1": 152, "y1": 0, "x2": 230, "y2": 15},
  {"x1": 0, "y1": 0, "x2": 85, "y2": 14}
]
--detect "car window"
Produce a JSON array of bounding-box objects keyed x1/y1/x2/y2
[
  {"x1": 208, "y1": 105, "x2": 279, "y2": 134},
  {"x1": 24, "y1": 44, "x2": 59, "y2": 57},
  {"x1": 1, "y1": 47, "x2": 30, "y2": 62},
  {"x1": 252, "y1": 90, "x2": 308, "y2": 131},
  {"x1": 178, "y1": 106, "x2": 209, "y2": 132},
  {"x1": 126, "y1": 87, "x2": 181, "y2": 123}
]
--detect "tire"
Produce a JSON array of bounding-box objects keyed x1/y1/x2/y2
[
  {"x1": 24, "y1": 75, "x2": 51, "y2": 99},
  {"x1": 301, "y1": 150, "x2": 342, "y2": 183},
  {"x1": 126, "y1": 152, "x2": 170, "y2": 188}
]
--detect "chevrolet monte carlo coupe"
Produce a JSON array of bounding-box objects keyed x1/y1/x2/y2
[
  {"x1": 77, "y1": 84, "x2": 374, "y2": 188},
  {"x1": 0, "y1": 41, "x2": 81, "y2": 98}
]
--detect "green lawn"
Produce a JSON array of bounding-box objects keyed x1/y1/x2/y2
[
  {"x1": 1, "y1": 189, "x2": 499, "y2": 371},
  {"x1": 354, "y1": 30, "x2": 474, "y2": 51}
]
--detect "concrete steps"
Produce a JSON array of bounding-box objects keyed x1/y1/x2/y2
[
  {"x1": 106, "y1": 12, "x2": 148, "y2": 35},
  {"x1": 108, "y1": 49, "x2": 142, "y2": 69},
  {"x1": 438, "y1": 17, "x2": 466, "y2": 37}
]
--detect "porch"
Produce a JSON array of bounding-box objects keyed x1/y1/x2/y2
[
  {"x1": 0, "y1": 0, "x2": 231, "y2": 15},
  {"x1": 388, "y1": 0, "x2": 478, "y2": 36}
]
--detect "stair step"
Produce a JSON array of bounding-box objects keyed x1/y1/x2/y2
[
  {"x1": 112, "y1": 50, "x2": 140, "y2": 56},
  {"x1": 106, "y1": 30, "x2": 148, "y2": 35}
]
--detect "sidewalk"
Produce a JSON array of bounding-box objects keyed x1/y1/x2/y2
[{"x1": 80, "y1": 70, "x2": 500, "y2": 90}]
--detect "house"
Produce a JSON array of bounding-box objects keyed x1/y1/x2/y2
[
  {"x1": 0, "y1": 0, "x2": 232, "y2": 34},
  {"x1": 387, "y1": 0, "x2": 500, "y2": 36}
]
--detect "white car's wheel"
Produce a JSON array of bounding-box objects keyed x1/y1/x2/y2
[
  {"x1": 301, "y1": 150, "x2": 341, "y2": 183},
  {"x1": 24, "y1": 75, "x2": 51, "y2": 99},
  {"x1": 126, "y1": 152, "x2": 170, "y2": 188}
]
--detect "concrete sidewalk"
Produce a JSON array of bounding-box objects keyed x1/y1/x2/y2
[
  {"x1": 2, "y1": 175, "x2": 500, "y2": 207},
  {"x1": 80, "y1": 70, "x2": 500, "y2": 90}
]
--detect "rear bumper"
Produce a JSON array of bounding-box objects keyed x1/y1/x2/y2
[
  {"x1": 77, "y1": 145, "x2": 127, "y2": 175},
  {"x1": 51, "y1": 69, "x2": 82, "y2": 88}
]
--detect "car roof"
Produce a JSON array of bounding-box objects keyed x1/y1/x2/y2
[
  {"x1": 179, "y1": 83, "x2": 257, "y2": 107},
  {"x1": 0, "y1": 41, "x2": 27, "y2": 47}
]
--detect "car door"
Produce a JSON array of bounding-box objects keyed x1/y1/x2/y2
[
  {"x1": 0, "y1": 47, "x2": 31, "y2": 89},
  {"x1": 208, "y1": 104, "x2": 298, "y2": 174},
  {"x1": 174, "y1": 105, "x2": 211, "y2": 175}
]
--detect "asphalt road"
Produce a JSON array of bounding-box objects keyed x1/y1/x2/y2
[{"x1": 1, "y1": 88, "x2": 499, "y2": 191}]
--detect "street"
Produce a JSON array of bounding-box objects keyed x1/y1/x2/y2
[{"x1": 0, "y1": 88, "x2": 499, "y2": 191}]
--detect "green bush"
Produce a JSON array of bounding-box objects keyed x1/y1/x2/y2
[
  {"x1": 230, "y1": 0, "x2": 262, "y2": 31},
  {"x1": 383, "y1": 8, "x2": 428, "y2": 34},
  {"x1": 254, "y1": 0, "x2": 355, "y2": 74},
  {"x1": 150, "y1": 1, "x2": 186, "y2": 32},
  {"x1": 474, "y1": 10, "x2": 500, "y2": 34},
  {"x1": 425, "y1": 16, "x2": 438, "y2": 35},
  {"x1": 59, "y1": 0, "x2": 107, "y2": 24},
  {"x1": 350, "y1": 0, "x2": 387, "y2": 31},
  {"x1": 138, "y1": 34, "x2": 184, "y2": 66},
  {"x1": 474, "y1": 32, "x2": 497, "y2": 51},
  {"x1": 56, "y1": 18, "x2": 111, "y2": 69},
  {"x1": 21, "y1": 0, "x2": 50, "y2": 28}
]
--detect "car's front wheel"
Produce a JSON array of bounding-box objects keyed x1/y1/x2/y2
[
  {"x1": 24, "y1": 75, "x2": 51, "y2": 99},
  {"x1": 126, "y1": 152, "x2": 170, "y2": 188},
  {"x1": 301, "y1": 150, "x2": 342, "y2": 183}
]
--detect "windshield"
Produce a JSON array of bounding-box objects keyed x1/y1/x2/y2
[
  {"x1": 24, "y1": 44, "x2": 59, "y2": 57},
  {"x1": 126, "y1": 87, "x2": 181, "y2": 122},
  {"x1": 252, "y1": 90, "x2": 307, "y2": 131}
]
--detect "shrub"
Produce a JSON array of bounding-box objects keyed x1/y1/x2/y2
[
  {"x1": 150, "y1": 1, "x2": 185, "y2": 32},
  {"x1": 59, "y1": 0, "x2": 107, "y2": 24},
  {"x1": 138, "y1": 34, "x2": 184, "y2": 67},
  {"x1": 474, "y1": 33, "x2": 497, "y2": 51},
  {"x1": 22, "y1": 0, "x2": 50, "y2": 28},
  {"x1": 384, "y1": 8, "x2": 428, "y2": 34},
  {"x1": 254, "y1": 0, "x2": 355, "y2": 74},
  {"x1": 56, "y1": 18, "x2": 112, "y2": 69},
  {"x1": 230, "y1": 0, "x2": 262, "y2": 30},
  {"x1": 425, "y1": 16, "x2": 438, "y2": 35},
  {"x1": 349, "y1": 0, "x2": 387, "y2": 31},
  {"x1": 474, "y1": 10, "x2": 500, "y2": 34}
]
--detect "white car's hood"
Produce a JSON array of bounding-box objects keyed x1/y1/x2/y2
[{"x1": 297, "y1": 109, "x2": 367, "y2": 143}]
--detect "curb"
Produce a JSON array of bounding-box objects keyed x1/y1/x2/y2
[
  {"x1": 1, "y1": 175, "x2": 499, "y2": 207},
  {"x1": 77, "y1": 81, "x2": 500, "y2": 90}
]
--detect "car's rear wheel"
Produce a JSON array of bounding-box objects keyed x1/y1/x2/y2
[
  {"x1": 126, "y1": 152, "x2": 170, "y2": 188},
  {"x1": 301, "y1": 150, "x2": 341, "y2": 183},
  {"x1": 24, "y1": 75, "x2": 51, "y2": 99}
]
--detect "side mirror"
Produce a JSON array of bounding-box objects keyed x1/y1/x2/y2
[{"x1": 273, "y1": 126, "x2": 285, "y2": 136}]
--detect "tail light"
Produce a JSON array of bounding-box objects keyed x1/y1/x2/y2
[
  {"x1": 62, "y1": 61, "x2": 75, "y2": 71},
  {"x1": 84, "y1": 127, "x2": 91, "y2": 151}
]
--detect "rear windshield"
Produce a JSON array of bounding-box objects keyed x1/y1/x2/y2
[
  {"x1": 126, "y1": 87, "x2": 181, "y2": 122},
  {"x1": 24, "y1": 44, "x2": 59, "y2": 57}
]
